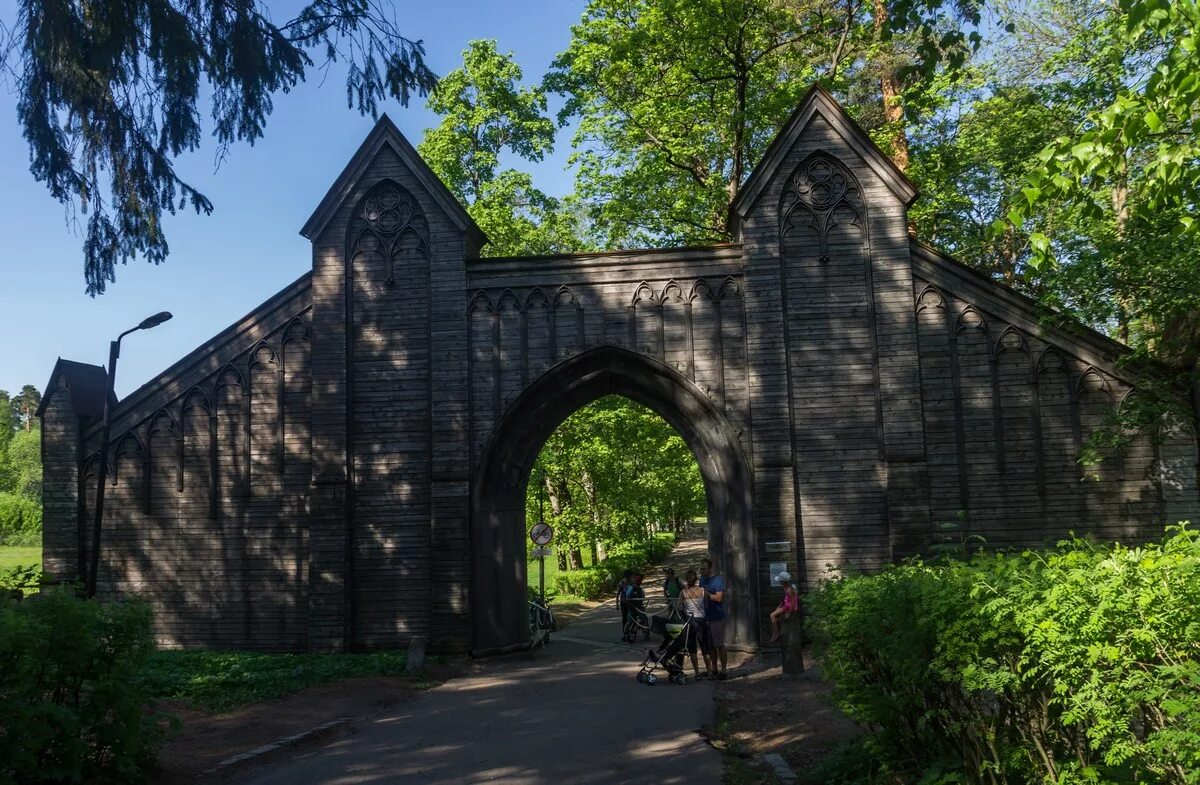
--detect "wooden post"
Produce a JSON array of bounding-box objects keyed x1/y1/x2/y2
[{"x1": 781, "y1": 612, "x2": 805, "y2": 676}]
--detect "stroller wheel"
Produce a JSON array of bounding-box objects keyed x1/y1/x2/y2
[
  {"x1": 645, "y1": 674, "x2": 657, "y2": 686},
  {"x1": 637, "y1": 672, "x2": 646, "y2": 683}
]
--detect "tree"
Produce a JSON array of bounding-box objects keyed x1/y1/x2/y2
[
  {"x1": 0, "y1": 390, "x2": 11, "y2": 454},
  {"x1": 418, "y1": 39, "x2": 584, "y2": 256},
  {"x1": 527, "y1": 396, "x2": 705, "y2": 569},
  {"x1": 1, "y1": 0, "x2": 437, "y2": 295},
  {"x1": 546, "y1": 0, "x2": 980, "y2": 249},
  {"x1": 10, "y1": 385, "x2": 40, "y2": 433},
  {"x1": 547, "y1": 0, "x2": 835, "y2": 248},
  {"x1": 992, "y1": 0, "x2": 1200, "y2": 418}
]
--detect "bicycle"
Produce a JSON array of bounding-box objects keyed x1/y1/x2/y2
[{"x1": 528, "y1": 597, "x2": 556, "y2": 647}]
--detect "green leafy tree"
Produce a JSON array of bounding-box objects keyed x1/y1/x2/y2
[
  {"x1": 547, "y1": 0, "x2": 981, "y2": 248},
  {"x1": 3, "y1": 430, "x2": 42, "y2": 503},
  {"x1": 528, "y1": 396, "x2": 704, "y2": 570},
  {"x1": 0, "y1": 390, "x2": 11, "y2": 455},
  {"x1": 9, "y1": 386, "x2": 40, "y2": 433},
  {"x1": 547, "y1": 0, "x2": 835, "y2": 247},
  {"x1": 418, "y1": 39, "x2": 583, "y2": 256},
  {"x1": 1, "y1": 0, "x2": 437, "y2": 295}
]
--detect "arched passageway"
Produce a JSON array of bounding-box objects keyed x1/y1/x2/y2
[{"x1": 471, "y1": 345, "x2": 757, "y2": 654}]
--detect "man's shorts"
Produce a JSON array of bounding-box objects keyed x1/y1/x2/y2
[{"x1": 706, "y1": 619, "x2": 725, "y2": 649}]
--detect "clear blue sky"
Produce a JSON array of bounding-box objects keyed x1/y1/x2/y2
[{"x1": 0, "y1": 0, "x2": 584, "y2": 398}]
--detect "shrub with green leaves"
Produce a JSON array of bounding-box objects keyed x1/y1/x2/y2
[
  {"x1": 808, "y1": 525, "x2": 1200, "y2": 785},
  {"x1": 0, "y1": 590, "x2": 168, "y2": 785},
  {"x1": 554, "y1": 533, "x2": 675, "y2": 599},
  {"x1": 0, "y1": 492, "x2": 41, "y2": 546}
]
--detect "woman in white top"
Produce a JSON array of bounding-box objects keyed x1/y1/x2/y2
[{"x1": 678, "y1": 569, "x2": 707, "y2": 679}]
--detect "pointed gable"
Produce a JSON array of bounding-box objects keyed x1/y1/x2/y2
[
  {"x1": 300, "y1": 114, "x2": 487, "y2": 252},
  {"x1": 36, "y1": 358, "x2": 114, "y2": 419},
  {"x1": 732, "y1": 84, "x2": 918, "y2": 223}
]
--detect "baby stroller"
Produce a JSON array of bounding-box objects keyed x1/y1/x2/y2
[{"x1": 636, "y1": 613, "x2": 694, "y2": 685}]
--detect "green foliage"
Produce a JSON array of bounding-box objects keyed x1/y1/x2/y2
[
  {"x1": 809, "y1": 524, "x2": 1200, "y2": 785},
  {"x1": 0, "y1": 590, "x2": 167, "y2": 785},
  {"x1": 0, "y1": 430, "x2": 43, "y2": 504},
  {"x1": 555, "y1": 533, "x2": 675, "y2": 599},
  {"x1": 418, "y1": 40, "x2": 585, "y2": 256},
  {"x1": 1, "y1": 0, "x2": 436, "y2": 295},
  {"x1": 0, "y1": 563, "x2": 41, "y2": 597},
  {"x1": 547, "y1": 0, "x2": 828, "y2": 246},
  {"x1": 9, "y1": 386, "x2": 40, "y2": 433},
  {"x1": 0, "y1": 492, "x2": 41, "y2": 546},
  {"x1": 139, "y1": 649, "x2": 411, "y2": 711},
  {"x1": 528, "y1": 396, "x2": 703, "y2": 573}
]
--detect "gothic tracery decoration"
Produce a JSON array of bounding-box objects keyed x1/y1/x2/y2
[
  {"x1": 348, "y1": 180, "x2": 429, "y2": 285},
  {"x1": 780, "y1": 152, "x2": 866, "y2": 263}
]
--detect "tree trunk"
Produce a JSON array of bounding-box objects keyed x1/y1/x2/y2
[
  {"x1": 1112, "y1": 175, "x2": 1132, "y2": 344},
  {"x1": 557, "y1": 548, "x2": 567, "y2": 571},
  {"x1": 589, "y1": 540, "x2": 598, "y2": 565},
  {"x1": 569, "y1": 548, "x2": 583, "y2": 570},
  {"x1": 873, "y1": 0, "x2": 909, "y2": 172}
]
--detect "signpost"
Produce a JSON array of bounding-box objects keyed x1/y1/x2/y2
[
  {"x1": 531, "y1": 471, "x2": 554, "y2": 604},
  {"x1": 530, "y1": 522, "x2": 554, "y2": 603}
]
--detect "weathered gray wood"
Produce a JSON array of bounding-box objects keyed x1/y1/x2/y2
[{"x1": 38, "y1": 86, "x2": 1200, "y2": 655}]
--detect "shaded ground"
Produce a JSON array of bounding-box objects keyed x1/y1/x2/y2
[
  {"x1": 155, "y1": 669, "x2": 456, "y2": 784},
  {"x1": 233, "y1": 632, "x2": 718, "y2": 784},
  {"x1": 158, "y1": 533, "x2": 721, "y2": 784},
  {"x1": 713, "y1": 654, "x2": 861, "y2": 784}
]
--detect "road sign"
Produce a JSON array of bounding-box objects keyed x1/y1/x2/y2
[
  {"x1": 531, "y1": 546, "x2": 552, "y2": 558},
  {"x1": 530, "y1": 522, "x2": 554, "y2": 546}
]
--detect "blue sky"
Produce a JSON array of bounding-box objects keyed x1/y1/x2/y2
[{"x1": 0, "y1": 0, "x2": 584, "y2": 398}]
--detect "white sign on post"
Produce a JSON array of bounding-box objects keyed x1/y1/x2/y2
[{"x1": 530, "y1": 546, "x2": 552, "y2": 558}]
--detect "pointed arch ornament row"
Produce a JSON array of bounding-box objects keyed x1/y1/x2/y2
[
  {"x1": 81, "y1": 313, "x2": 313, "y2": 519},
  {"x1": 912, "y1": 279, "x2": 1193, "y2": 512}
]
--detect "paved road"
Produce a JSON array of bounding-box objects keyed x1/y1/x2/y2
[{"x1": 237, "y1": 539, "x2": 719, "y2": 785}]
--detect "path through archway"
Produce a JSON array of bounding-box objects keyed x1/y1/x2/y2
[{"x1": 471, "y1": 346, "x2": 756, "y2": 654}]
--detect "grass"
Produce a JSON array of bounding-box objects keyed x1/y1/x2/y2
[
  {"x1": 0, "y1": 545, "x2": 40, "y2": 571},
  {"x1": 140, "y1": 649, "x2": 417, "y2": 712},
  {"x1": 527, "y1": 545, "x2": 596, "y2": 600}
]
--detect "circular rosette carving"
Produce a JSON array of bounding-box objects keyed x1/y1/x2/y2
[{"x1": 349, "y1": 181, "x2": 430, "y2": 285}]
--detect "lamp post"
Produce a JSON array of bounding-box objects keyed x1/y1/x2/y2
[{"x1": 86, "y1": 311, "x2": 173, "y2": 599}]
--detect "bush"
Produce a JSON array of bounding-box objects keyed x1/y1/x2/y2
[
  {"x1": 808, "y1": 524, "x2": 1200, "y2": 785},
  {"x1": 0, "y1": 590, "x2": 168, "y2": 785},
  {"x1": 554, "y1": 533, "x2": 675, "y2": 599},
  {"x1": 0, "y1": 563, "x2": 41, "y2": 597},
  {"x1": 0, "y1": 492, "x2": 40, "y2": 546}
]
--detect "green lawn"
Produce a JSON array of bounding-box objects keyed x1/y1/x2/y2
[
  {"x1": 140, "y1": 649, "x2": 427, "y2": 711},
  {"x1": 0, "y1": 546, "x2": 40, "y2": 571}
]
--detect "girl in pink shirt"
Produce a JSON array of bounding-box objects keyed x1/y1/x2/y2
[{"x1": 769, "y1": 572, "x2": 798, "y2": 643}]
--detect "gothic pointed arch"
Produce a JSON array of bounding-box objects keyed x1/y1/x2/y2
[
  {"x1": 780, "y1": 151, "x2": 867, "y2": 263},
  {"x1": 346, "y1": 179, "x2": 430, "y2": 285}
]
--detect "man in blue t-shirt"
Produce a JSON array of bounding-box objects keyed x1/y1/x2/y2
[{"x1": 699, "y1": 557, "x2": 727, "y2": 680}]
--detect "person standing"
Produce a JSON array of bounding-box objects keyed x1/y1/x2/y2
[
  {"x1": 662, "y1": 568, "x2": 683, "y2": 613},
  {"x1": 699, "y1": 557, "x2": 728, "y2": 680},
  {"x1": 616, "y1": 569, "x2": 633, "y2": 640},
  {"x1": 678, "y1": 569, "x2": 707, "y2": 680}
]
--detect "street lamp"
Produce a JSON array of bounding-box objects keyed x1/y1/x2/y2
[{"x1": 86, "y1": 311, "x2": 173, "y2": 598}]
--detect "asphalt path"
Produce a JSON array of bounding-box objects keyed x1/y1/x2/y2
[{"x1": 236, "y1": 539, "x2": 719, "y2": 785}]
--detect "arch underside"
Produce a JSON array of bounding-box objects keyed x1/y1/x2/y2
[{"x1": 470, "y1": 345, "x2": 756, "y2": 654}]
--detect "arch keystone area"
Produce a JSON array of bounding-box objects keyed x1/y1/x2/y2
[{"x1": 37, "y1": 85, "x2": 1200, "y2": 653}]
